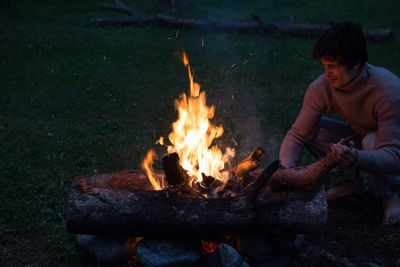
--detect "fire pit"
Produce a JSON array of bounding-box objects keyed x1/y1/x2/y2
[{"x1": 66, "y1": 51, "x2": 329, "y2": 265}]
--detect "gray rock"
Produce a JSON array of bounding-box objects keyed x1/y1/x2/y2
[
  {"x1": 217, "y1": 243, "x2": 250, "y2": 267},
  {"x1": 136, "y1": 237, "x2": 200, "y2": 267},
  {"x1": 76, "y1": 234, "x2": 124, "y2": 263}
]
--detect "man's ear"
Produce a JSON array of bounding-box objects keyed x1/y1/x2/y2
[{"x1": 353, "y1": 61, "x2": 361, "y2": 70}]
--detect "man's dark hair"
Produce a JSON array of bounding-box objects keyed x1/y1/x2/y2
[{"x1": 313, "y1": 21, "x2": 368, "y2": 67}]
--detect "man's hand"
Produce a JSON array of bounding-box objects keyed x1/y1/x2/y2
[{"x1": 330, "y1": 139, "x2": 357, "y2": 168}]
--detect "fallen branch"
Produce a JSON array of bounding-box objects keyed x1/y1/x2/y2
[{"x1": 79, "y1": 0, "x2": 393, "y2": 40}]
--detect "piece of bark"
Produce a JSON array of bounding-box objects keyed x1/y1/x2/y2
[
  {"x1": 79, "y1": 1, "x2": 393, "y2": 40},
  {"x1": 66, "y1": 161, "x2": 327, "y2": 237},
  {"x1": 267, "y1": 152, "x2": 336, "y2": 192}
]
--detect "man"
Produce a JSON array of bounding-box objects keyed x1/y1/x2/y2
[{"x1": 279, "y1": 21, "x2": 400, "y2": 224}]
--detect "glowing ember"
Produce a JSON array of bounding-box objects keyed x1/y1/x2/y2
[
  {"x1": 201, "y1": 235, "x2": 235, "y2": 254},
  {"x1": 201, "y1": 240, "x2": 218, "y2": 254},
  {"x1": 142, "y1": 51, "x2": 234, "y2": 190}
]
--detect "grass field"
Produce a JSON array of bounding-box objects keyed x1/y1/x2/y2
[{"x1": 1, "y1": 0, "x2": 400, "y2": 265}]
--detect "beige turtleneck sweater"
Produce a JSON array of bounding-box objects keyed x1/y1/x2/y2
[{"x1": 279, "y1": 63, "x2": 400, "y2": 173}]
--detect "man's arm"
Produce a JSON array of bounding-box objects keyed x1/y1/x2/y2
[
  {"x1": 279, "y1": 80, "x2": 327, "y2": 168},
  {"x1": 353, "y1": 98, "x2": 400, "y2": 173}
]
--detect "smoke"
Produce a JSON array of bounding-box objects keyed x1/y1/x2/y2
[{"x1": 206, "y1": 83, "x2": 282, "y2": 166}]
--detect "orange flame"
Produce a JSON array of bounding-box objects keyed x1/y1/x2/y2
[
  {"x1": 141, "y1": 149, "x2": 164, "y2": 190},
  {"x1": 167, "y1": 51, "x2": 234, "y2": 183},
  {"x1": 142, "y1": 50, "x2": 234, "y2": 189},
  {"x1": 155, "y1": 136, "x2": 164, "y2": 145}
]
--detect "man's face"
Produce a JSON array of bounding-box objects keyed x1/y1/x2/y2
[{"x1": 320, "y1": 58, "x2": 361, "y2": 89}]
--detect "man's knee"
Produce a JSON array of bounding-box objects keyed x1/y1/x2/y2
[{"x1": 362, "y1": 132, "x2": 376, "y2": 151}]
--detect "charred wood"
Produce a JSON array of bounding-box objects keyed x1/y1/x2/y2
[
  {"x1": 162, "y1": 152, "x2": 190, "y2": 186},
  {"x1": 217, "y1": 147, "x2": 266, "y2": 197},
  {"x1": 193, "y1": 174, "x2": 222, "y2": 195},
  {"x1": 218, "y1": 172, "x2": 242, "y2": 197}
]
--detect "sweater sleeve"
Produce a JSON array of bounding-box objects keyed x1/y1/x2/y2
[
  {"x1": 353, "y1": 97, "x2": 400, "y2": 173},
  {"x1": 279, "y1": 78, "x2": 327, "y2": 168}
]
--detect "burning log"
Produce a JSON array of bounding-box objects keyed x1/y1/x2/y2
[
  {"x1": 161, "y1": 147, "x2": 266, "y2": 197},
  {"x1": 210, "y1": 147, "x2": 266, "y2": 197},
  {"x1": 66, "y1": 160, "x2": 328, "y2": 238},
  {"x1": 77, "y1": 0, "x2": 393, "y2": 40}
]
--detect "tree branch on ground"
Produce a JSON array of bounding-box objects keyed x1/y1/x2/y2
[{"x1": 79, "y1": 0, "x2": 393, "y2": 40}]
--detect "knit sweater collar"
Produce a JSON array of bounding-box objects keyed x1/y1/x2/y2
[{"x1": 333, "y1": 64, "x2": 369, "y2": 92}]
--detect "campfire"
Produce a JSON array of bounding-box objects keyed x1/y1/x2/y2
[
  {"x1": 66, "y1": 51, "x2": 333, "y2": 266},
  {"x1": 141, "y1": 51, "x2": 264, "y2": 197},
  {"x1": 141, "y1": 51, "x2": 236, "y2": 193}
]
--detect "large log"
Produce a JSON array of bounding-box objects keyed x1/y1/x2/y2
[{"x1": 66, "y1": 162, "x2": 328, "y2": 238}]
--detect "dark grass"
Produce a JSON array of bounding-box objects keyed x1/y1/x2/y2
[{"x1": 1, "y1": 0, "x2": 400, "y2": 265}]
